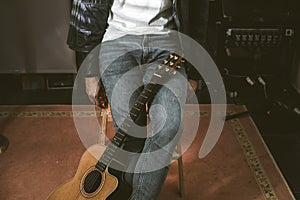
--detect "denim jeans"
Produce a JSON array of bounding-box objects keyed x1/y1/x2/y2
[{"x1": 99, "y1": 32, "x2": 187, "y2": 200}]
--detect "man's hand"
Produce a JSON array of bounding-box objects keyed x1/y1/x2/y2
[
  {"x1": 85, "y1": 77, "x2": 108, "y2": 108},
  {"x1": 186, "y1": 79, "x2": 199, "y2": 102},
  {"x1": 85, "y1": 77, "x2": 100, "y2": 106},
  {"x1": 188, "y1": 79, "x2": 198, "y2": 92}
]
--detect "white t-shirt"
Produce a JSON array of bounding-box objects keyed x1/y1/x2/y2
[{"x1": 102, "y1": 0, "x2": 174, "y2": 42}]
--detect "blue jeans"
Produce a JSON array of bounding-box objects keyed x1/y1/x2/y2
[{"x1": 99, "y1": 33, "x2": 187, "y2": 200}]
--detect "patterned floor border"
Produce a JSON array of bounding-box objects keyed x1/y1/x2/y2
[
  {"x1": 0, "y1": 110, "x2": 209, "y2": 119},
  {"x1": 229, "y1": 118, "x2": 278, "y2": 200}
]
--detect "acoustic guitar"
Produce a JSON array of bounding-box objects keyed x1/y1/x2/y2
[{"x1": 47, "y1": 54, "x2": 184, "y2": 200}]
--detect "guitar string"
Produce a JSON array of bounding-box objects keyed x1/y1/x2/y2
[
  {"x1": 83, "y1": 85, "x2": 152, "y2": 193},
  {"x1": 83, "y1": 54, "x2": 178, "y2": 194},
  {"x1": 84, "y1": 57, "x2": 174, "y2": 194},
  {"x1": 84, "y1": 55, "x2": 177, "y2": 194}
]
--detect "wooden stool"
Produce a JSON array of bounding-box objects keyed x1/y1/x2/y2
[{"x1": 99, "y1": 107, "x2": 110, "y2": 145}]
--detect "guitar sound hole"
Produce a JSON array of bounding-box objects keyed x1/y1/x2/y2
[{"x1": 83, "y1": 170, "x2": 102, "y2": 194}]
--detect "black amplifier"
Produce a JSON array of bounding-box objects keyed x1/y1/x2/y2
[
  {"x1": 214, "y1": 0, "x2": 296, "y2": 59},
  {"x1": 223, "y1": 28, "x2": 294, "y2": 58},
  {"x1": 219, "y1": 0, "x2": 295, "y2": 51},
  {"x1": 225, "y1": 28, "x2": 293, "y2": 49},
  {"x1": 210, "y1": 0, "x2": 298, "y2": 103},
  {"x1": 221, "y1": 0, "x2": 292, "y2": 26}
]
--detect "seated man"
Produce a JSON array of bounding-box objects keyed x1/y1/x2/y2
[{"x1": 68, "y1": 0, "x2": 208, "y2": 199}]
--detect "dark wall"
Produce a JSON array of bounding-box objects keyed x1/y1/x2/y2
[{"x1": 0, "y1": 0, "x2": 76, "y2": 74}]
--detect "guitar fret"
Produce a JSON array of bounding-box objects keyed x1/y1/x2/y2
[
  {"x1": 101, "y1": 157, "x2": 110, "y2": 165},
  {"x1": 136, "y1": 100, "x2": 144, "y2": 105},
  {"x1": 124, "y1": 118, "x2": 133, "y2": 122},
  {"x1": 106, "y1": 153, "x2": 113, "y2": 158},
  {"x1": 112, "y1": 138, "x2": 121, "y2": 146},
  {"x1": 116, "y1": 134, "x2": 123, "y2": 141},
  {"x1": 105, "y1": 145, "x2": 118, "y2": 156},
  {"x1": 120, "y1": 126, "x2": 130, "y2": 133},
  {"x1": 124, "y1": 118, "x2": 134, "y2": 126},
  {"x1": 113, "y1": 136, "x2": 122, "y2": 143},
  {"x1": 116, "y1": 130, "x2": 126, "y2": 138},
  {"x1": 140, "y1": 94, "x2": 148, "y2": 99},
  {"x1": 96, "y1": 161, "x2": 107, "y2": 172},
  {"x1": 106, "y1": 150, "x2": 114, "y2": 156},
  {"x1": 137, "y1": 96, "x2": 147, "y2": 104},
  {"x1": 107, "y1": 145, "x2": 116, "y2": 151},
  {"x1": 103, "y1": 154, "x2": 111, "y2": 163},
  {"x1": 107, "y1": 143, "x2": 118, "y2": 151},
  {"x1": 129, "y1": 111, "x2": 137, "y2": 117},
  {"x1": 113, "y1": 130, "x2": 126, "y2": 144},
  {"x1": 142, "y1": 88, "x2": 149, "y2": 93},
  {"x1": 99, "y1": 166, "x2": 106, "y2": 172},
  {"x1": 132, "y1": 106, "x2": 141, "y2": 112},
  {"x1": 144, "y1": 88, "x2": 152, "y2": 93},
  {"x1": 134, "y1": 102, "x2": 145, "y2": 109},
  {"x1": 153, "y1": 73, "x2": 162, "y2": 78},
  {"x1": 112, "y1": 141, "x2": 120, "y2": 147}
]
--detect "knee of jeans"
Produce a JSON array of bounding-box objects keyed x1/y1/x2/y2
[{"x1": 149, "y1": 103, "x2": 182, "y2": 136}]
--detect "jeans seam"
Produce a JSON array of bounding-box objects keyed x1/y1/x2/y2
[{"x1": 134, "y1": 138, "x2": 152, "y2": 199}]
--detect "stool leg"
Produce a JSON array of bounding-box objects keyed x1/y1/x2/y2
[
  {"x1": 0, "y1": 134, "x2": 9, "y2": 155},
  {"x1": 178, "y1": 156, "x2": 184, "y2": 197},
  {"x1": 99, "y1": 108, "x2": 108, "y2": 145},
  {"x1": 176, "y1": 143, "x2": 184, "y2": 197}
]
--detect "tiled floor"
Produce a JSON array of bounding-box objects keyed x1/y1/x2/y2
[{"x1": 1, "y1": 74, "x2": 300, "y2": 198}]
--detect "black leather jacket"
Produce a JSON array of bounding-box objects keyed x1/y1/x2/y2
[{"x1": 67, "y1": 0, "x2": 209, "y2": 78}]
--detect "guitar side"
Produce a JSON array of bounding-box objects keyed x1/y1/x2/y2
[{"x1": 47, "y1": 144, "x2": 132, "y2": 200}]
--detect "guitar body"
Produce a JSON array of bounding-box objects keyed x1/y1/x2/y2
[{"x1": 47, "y1": 144, "x2": 132, "y2": 200}]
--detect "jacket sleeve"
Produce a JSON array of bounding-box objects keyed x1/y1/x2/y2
[
  {"x1": 67, "y1": 0, "x2": 111, "y2": 77},
  {"x1": 82, "y1": 46, "x2": 101, "y2": 78},
  {"x1": 67, "y1": 1, "x2": 109, "y2": 53}
]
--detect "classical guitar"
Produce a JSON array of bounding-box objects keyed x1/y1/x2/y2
[{"x1": 47, "y1": 54, "x2": 184, "y2": 200}]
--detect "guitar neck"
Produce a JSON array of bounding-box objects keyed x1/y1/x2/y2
[
  {"x1": 95, "y1": 53, "x2": 184, "y2": 173},
  {"x1": 95, "y1": 81, "x2": 162, "y2": 173}
]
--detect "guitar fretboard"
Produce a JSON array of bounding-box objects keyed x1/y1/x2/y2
[
  {"x1": 95, "y1": 54, "x2": 183, "y2": 173},
  {"x1": 95, "y1": 81, "x2": 162, "y2": 172}
]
